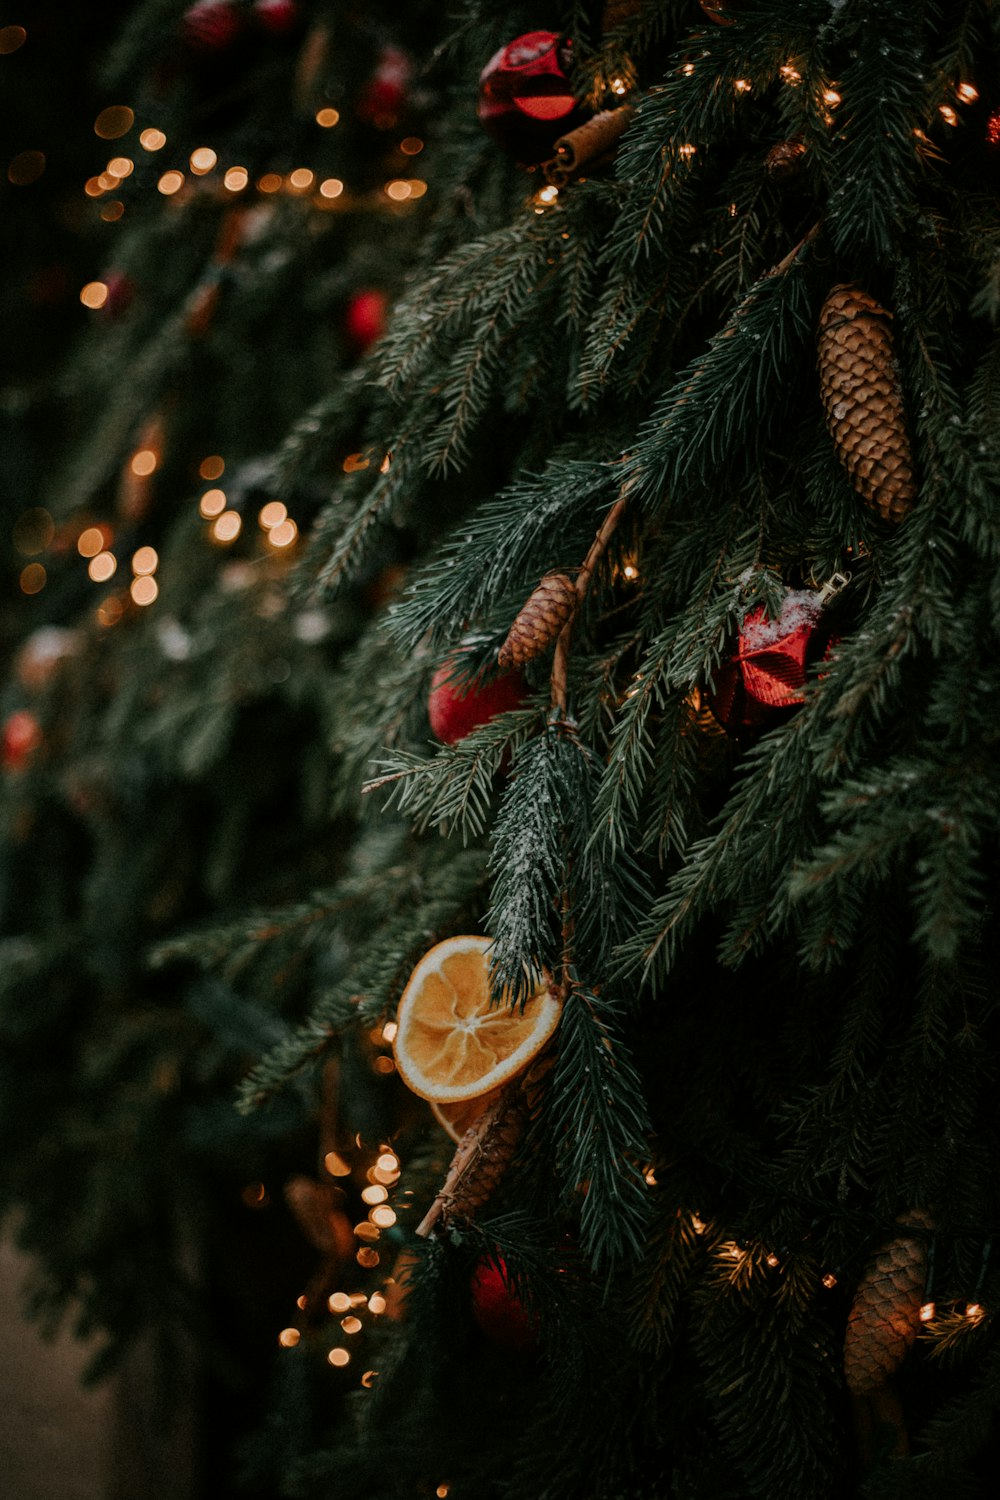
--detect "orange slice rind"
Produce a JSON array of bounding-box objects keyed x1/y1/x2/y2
[
  {"x1": 393, "y1": 935, "x2": 561, "y2": 1104},
  {"x1": 430, "y1": 1089, "x2": 503, "y2": 1143}
]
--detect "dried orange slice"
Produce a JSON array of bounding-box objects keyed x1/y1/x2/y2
[
  {"x1": 430, "y1": 1089, "x2": 503, "y2": 1143},
  {"x1": 393, "y1": 935, "x2": 561, "y2": 1104}
]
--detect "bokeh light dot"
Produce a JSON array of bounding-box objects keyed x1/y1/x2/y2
[
  {"x1": 212, "y1": 511, "x2": 242, "y2": 543},
  {"x1": 157, "y1": 170, "x2": 184, "y2": 195},
  {"x1": 94, "y1": 105, "x2": 134, "y2": 140},
  {"x1": 130, "y1": 575, "x2": 158, "y2": 607},
  {"x1": 315, "y1": 108, "x2": 340, "y2": 127},
  {"x1": 140, "y1": 128, "x2": 166, "y2": 152},
  {"x1": 132, "y1": 546, "x2": 158, "y2": 575},
  {"x1": 80, "y1": 281, "x2": 109, "y2": 310},
  {"x1": 88, "y1": 552, "x2": 117, "y2": 583},
  {"x1": 199, "y1": 488, "x2": 227, "y2": 518}
]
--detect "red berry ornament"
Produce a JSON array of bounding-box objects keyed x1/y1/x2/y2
[
  {"x1": 470, "y1": 1256, "x2": 537, "y2": 1350},
  {"x1": 344, "y1": 289, "x2": 389, "y2": 353},
  {"x1": 707, "y1": 587, "x2": 837, "y2": 734},
  {"x1": 181, "y1": 0, "x2": 244, "y2": 51},
  {"x1": 428, "y1": 660, "x2": 527, "y2": 745},
  {"x1": 478, "y1": 32, "x2": 588, "y2": 166},
  {"x1": 2, "y1": 709, "x2": 43, "y2": 772},
  {"x1": 253, "y1": 0, "x2": 300, "y2": 35}
]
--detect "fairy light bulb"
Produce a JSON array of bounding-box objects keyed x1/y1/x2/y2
[
  {"x1": 919, "y1": 1301, "x2": 936, "y2": 1322},
  {"x1": 957, "y1": 82, "x2": 978, "y2": 104}
]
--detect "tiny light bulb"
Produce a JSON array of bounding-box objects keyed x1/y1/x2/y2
[{"x1": 920, "y1": 1301, "x2": 936, "y2": 1322}]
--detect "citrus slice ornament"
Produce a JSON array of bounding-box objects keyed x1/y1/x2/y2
[
  {"x1": 393, "y1": 935, "x2": 561, "y2": 1105},
  {"x1": 430, "y1": 1089, "x2": 503, "y2": 1144}
]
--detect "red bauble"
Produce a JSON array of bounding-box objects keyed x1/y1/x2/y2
[
  {"x1": 707, "y1": 590, "x2": 833, "y2": 734},
  {"x1": 2, "y1": 709, "x2": 43, "y2": 772},
  {"x1": 101, "y1": 272, "x2": 135, "y2": 319},
  {"x1": 428, "y1": 660, "x2": 527, "y2": 745},
  {"x1": 181, "y1": 0, "x2": 244, "y2": 51},
  {"x1": 470, "y1": 1256, "x2": 537, "y2": 1350},
  {"x1": 253, "y1": 0, "x2": 300, "y2": 35},
  {"x1": 357, "y1": 45, "x2": 412, "y2": 125},
  {"x1": 344, "y1": 289, "x2": 389, "y2": 352},
  {"x1": 478, "y1": 31, "x2": 588, "y2": 166}
]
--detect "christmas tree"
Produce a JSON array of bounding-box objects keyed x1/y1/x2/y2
[{"x1": 6, "y1": 0, "x2": 1000, "y2": 1496}]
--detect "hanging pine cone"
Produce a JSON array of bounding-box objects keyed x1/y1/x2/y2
[
  {"x1": 498, "y1": 572, "x2": 578, "y2": 669},
  {"x1": 843, "y1": 1209, "x2": 934, "y2": 1396},
  {"x1": 817, "y1": 284, "x2": 917, "y2": 524},
  {"x1": 764, "y1": 137, "x2": 806, "y2": 178}
]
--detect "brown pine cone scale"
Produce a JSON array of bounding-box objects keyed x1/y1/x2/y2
[
  {"x1": 817, "y1": 284, "x2": 917, "y2": 524},
  {"x1": 843, "y1": 1209, "x2": 934, "y2": 1396},
  {"x1": 498, "y1": 572, "x2": 578, "y2": 669}
]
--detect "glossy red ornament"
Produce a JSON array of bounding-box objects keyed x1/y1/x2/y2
[
  {"x1": 357, "y1": 45, "x2": 412, "y2": 125},
  {"x1": 470, "y1": 1256, "x2": 537, "y2": 1350},
  {"x1": 707, "y1": 589, "x2": 834, "y2": 734},
  {"x1": 478, "y1": 31, "x2": 588, "y2": 166},
  {"x1": 253, "y1": 0, "x2": 300, "y2": 35},
  {"x1": 344, "y1": 289, "x2": 389, "y2": 353},
  {"x1": 2, "y1": 709, "x2": 43, "y2": 772},
  {"x1": 428, "y1": 660, "x2": 527, "y2": 745},
  {"x1": 181, "y1": 0, "x2": 244, "y2": 51}
]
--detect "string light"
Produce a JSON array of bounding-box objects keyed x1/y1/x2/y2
[
  {"x1": 957, "y1": 82, "x2": 979, "y2": 104},
  {"x1": 328, "y1": 1348, "x2": 350, "y2": 1367},
  {"x1": 734, "y1": 78, "x2": 751, "y2": 94},
  {"x1": 94, "y1": 106, "x2": 134, "y2": 140},
  {"x1": 319, "y1": 177, "x2": 344, "y2": 199},
  {"x1": 822, "y1": 88, "x2": 841, "y2": 106},
  {"x1": 224, "y1": 167, "x2": 248, "y2": 191},
  {"x1": 376, "y1": 1152, "x2": 399, "y2": 1173},
  {"x1": 357, "y1": 1247, "x2": 380, "y2": 1268},
  {"x1": 88, "y1": 552, "x2": 117, "y2": 583},
  {"x1": 199, "y1": 488, "x2": 227, "y2": 519},
  {"x1": 372, "y1": 1055, "x2": 395, "y2": 1075},
  {"x1": 189, "y1": 147, "x2": 217, "y2": 174},
  {"x1": 362, "y1": 1185, "x2": 389, "y2": 1205},
  {"x1": 381, "y1": 1021, "x2": 398, "y2": 1043},
  {"x1": 822, "y1": 1272, "x2": 838, "y2": 1290},
  {"x1": 199, "y1": 455, "x2": 225, "y2": 481},
  {"x1": 101, "y1": 201, "x2": 124, "y2": 222},
  {"x1": 370, "y1": 1206, "x2": 396, "y2": 1229},
  {"x1": 939, "y1": 104, "x2": 958, "y2": 126},
  {"x1": 130, "y1": 576, "x2": 158, "y2": 607},
  {"x1": 139, "y1": 128, "x2": 166, "y2": 151},
  {"x1": 340, "y1": 1316, "x2": 363, "y2": 1334},
  {"x1": 610, "y1": 77, "x2": 627, "y2": 96},
  {"x1": 296, "y1": 1295, "x2": 308, "y2": 1310},
  {"x1": 130, "y1": 449, "x2": 157, "y2": 477},
  {"x1": 400, "y1": 136, "x2": 423, "y2": 155},
  {"x1": 385, "y1": 179, "x2": 412, "y2": 200},
  {"x1": 278, "y1": 1328, "x2": 301, "y2": 1348},
  {"x1": 436, "y1": 1487, "x2": 450, "y2": 1498},
  {"x1": 80, "y1": 281, "x2": 109, "y2": 310},
  {"x1": 682, "y1": 62, "x2": 695, "y2": 77},
  {"x1": 368, "y1": 1293, "x2": 387, "y2": 1315},
  {"x1": 315, "y1": 107, "x2": 340, "y2": 127},
  {"x1": 157, "y1": 170, "x2": 184, "y2": 195},
  {"x1": 132, "y1": 547, "x2": 158, "y2": 576},
  {"x1": 77, "y1": 527, "x2": 108, "y2": 558},
  {"x1": 268, "y1": 519, "x2": 298, "y2": 549},
  {"x1": 766, "y1": 1253, "x2": 780, "y2": 1269},
  {"x1": 106, "y1": 156, "x2": 133, "y2": 179},
  {"x1": 360, "y1": 1370, "x2": 378, "y2": 1388},
  {"x1": 288, "y1": 167, "x2": 314, "y2": 191},
  {"x1": 533, "y1": 184, "x2": 559, "y2": 213},
  {"x1": 257, "y1": 172, "x2": 282, "y2": 194},
  {"x1": 212, "y1": 511, "x2": 242, "y2": 544},
  {"x1": 780, "y1": 64, "x2": 801, "y2": 85},
  {"x1": 324, "y1": 1151, "x2": 352, "y2": 1178},
  {"x1": 97, "y1": 595, "x2": 124, "y2": 627},
  {"x1": 988, "y1": 111, "x2": 1000, "y2": 145},
  {"x1": 20, "y1": 563, "x2": 46, "y2": 595},
  {"x1": 691, "y1": 1214, "x2": 707, "y2": 1235},
  {"x1": 920, "y1": 1301, "x2": 936, "y2": 1322}
]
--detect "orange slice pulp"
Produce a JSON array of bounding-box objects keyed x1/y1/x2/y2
[{"x1": 393, "y1": 935, "x2": 561, "y2": 1104}]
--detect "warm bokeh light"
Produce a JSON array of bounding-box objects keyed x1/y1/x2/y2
[
  {"x1": 8, "y1": 150, "x2": 45, "y2": 185},
  {"x1": 157, "y1": 170, "x2": 184, "y2": 195},
  {"x1": 328, "y1": 1292, "x2": 351, "y2": 1313},
  {"x1": 257, "y1": 172, "x2": 282, "y2": 193},
  {"x1": 400, "y1": 136, "x2": 423, "y2": 155},
  {"x1": 324, "y1": 1151, "x2": 352, "y2": 1177},
  {"x1": 100, "y1": 201, "x2": 125, "y2": 222},
  {"x1": 80, "y1": 281, "x2": 109, "y2": 310},
  {"x1": 13, "y1": 508, "x2": 55, "y2": 556},
  {"x1": 132, "y1": 546, "x2": 158, "y2": 575},
  {"x1": 190, "y1": 146, "x2": 217, "y2": 174},
  {"x1": 19, "y1": 563, "x2": 46, "y2": 595},
  {"x1": 957, "y1": 82, "x2": 979, "y2": 103},
  {"x1": 199, "y1": 488, "x2": 227, "y2": 518},
  {"x1": 369, "y1": 1206, "x2": 396, "y2": 1229},
  {"x1": 341, "y1": 1316, "x2": 362, "y2": 1335},
  {"x1": 361, "y1": 1185, "x2": 388, "y2": 1205},
  {"x1": 0, "y1": 25, "x2": 27, "y2": 53},
  {"x1": 356, "y1": 1248, "x2": 380, "y2": 1268},
  {"x1": 140, "y1": 128, "x2": 166, "y2": 151},
  {"x1": 360, "y1": 1370, "x2": 377, "y2": 1388},
  {"x1": 318, "y1": 177, "x2": 344, "y2": 199},
  {"x1": 224, "y1": 166, "x2": 249, "y2": 191},
  {"x1": 106, "y1": 156, "x2": 134, "y2": 178},
  {"x1": 130, "y1": 449, "x2": 157, "y2": 477},
  {"x1": 258, "y1": 501, "x2": 287, "y2": 530},
  {"x1": 327, "y1": 1348, "x2": 350, "y2": 1367},
  {"x1": 385, "y1": 179, "x2": 411, "y2": 201},
  {"x1": 130, "y1": 575, "x2": 158, "y2": 607},
  {"x1": 212, "y1": 511, "x2": 242, "y2": 543},
  {"x1": 88, "y1": 552, "x2": 117, "y2": 583},
  {"x1": 94, "y1": 105, "x2": 134, "y2": 140},
  {"x1": 278, "y1": 1328, "x2": 301, "y2": 1348},
  {"x1": 77, "y1": 527, "x2": 108, "y2": 558},
  {"x1": 199, "y1": 455, "x2": 225, "y2": 481},
  {"x1": 939, "y1": 104, "x2": 958, "y2": 125},
  {"x1": 372, "y1": 1055, "x2": 395, "y2": 1075},
  {"x1": 368, "y1": 1293, "x2": 387, "y2": 1315},
  {"x1": 315, "y1": 107, "x2": 340, "y2": 127},
  {"x1": 84, "y1": 177, "x2": 106, "y2": 198},
  {"x1": 288, "y1": 167, "x2": 314, "y2": 190},
  {"x1": 97, "y1": 595, "x2": 124, "y2": 627},
  {"x1": 267, "y1": 518, "x2": 298, "y2": 548},
  {"x1": 823, "y1": 88, "x2": 841, "y2": 105}
]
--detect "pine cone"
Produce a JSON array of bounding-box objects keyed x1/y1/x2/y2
[
  {"x1": 498, "y1": 572, "x2": 578, "y2": 669},
  {"x1": 817, "y1": 284, "x2": 917, "y2": 524},
  {"x1": 764, "y1": 137, "x2": 806, "y2": 178},
  {"x1": 843, "y1": 1209, "x2": 934, "y2": 1396}
]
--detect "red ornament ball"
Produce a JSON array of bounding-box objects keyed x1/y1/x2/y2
[
  {"x1": 253, "y1": 0, "x2": 300, "y2": 35},
  {"x1": 707, "y1": 590, "x2": 834, "y2": 735},
  {"x1": 470, "y1": 1256, "x2": 537, "y2": 1350},
  {"x1": 181, "y1": 0, "x2": 244, "y2": 51},
  {"x1": 428, "y1": 660, "x2": 527, "y2": 745},
  {"x1": 478, "y1": 31, "x2": 588, "y2": 166},
  {"x1": 2, "y1": 709, "x2": 43, "y2": 773},
  {"x1": 344, "y1": 289, "x2": 389, "y2": 352}
]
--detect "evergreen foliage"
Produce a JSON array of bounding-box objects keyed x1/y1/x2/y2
[{"x1": 5, "y1": 0, "x2": 1000, "y2": 1496}]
